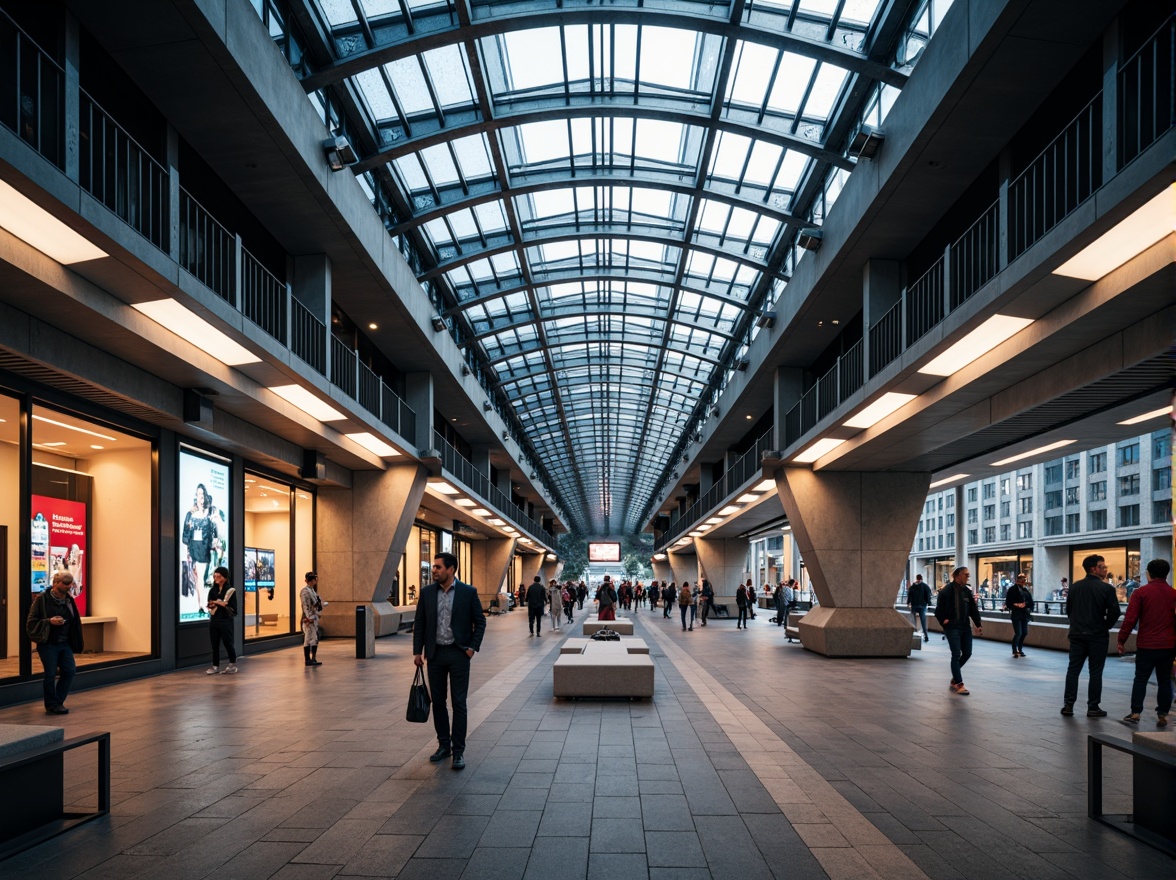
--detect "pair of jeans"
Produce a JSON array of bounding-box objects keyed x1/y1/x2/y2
[
  {"x1": 1063, "y1": 635, "x2": 1108, "y2": 709},
  {"x1": 209, "y1": 619, "x2": 236, "y2": 665},
  {"x1": 427, "y1": 643, "x2": 471, "y2": 752},
  {"x1": 737, "y1": 605, "x2": 749, "y2": 627},
  {"x1": 910, "y1": 606, "x2": 928, "y2": 638},
  {"x1": 1010, "y1": 617, "x2": 1029, "y2": 654},
  {"x1": 944, "y1": 625, "x2": 973, "y2": 683},
  {"x1": 528, "y1": 607, "x2": 543, "y2": 634},
  {"x1": 700, "y1": 600, "x2": 710, "y2": 623},
  {"x1": 1130, "y1": 647, "x2": 1176, "y2": 715},
  {"x1": 37, "y1": 642, "x2": 76, "y2": 708},
  {"x1": 679, "y1": 604, "x2": 690, "y2": 629}
]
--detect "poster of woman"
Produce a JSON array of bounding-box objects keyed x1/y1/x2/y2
[{"x1": 179, "y1": 449, "x2": 230, "y2": 623}]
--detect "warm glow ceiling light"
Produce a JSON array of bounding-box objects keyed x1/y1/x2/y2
[
  {"x1": 269, "y1": 384, "x2": 346, "y2": 422},
  {"x1": 917, "y1": 315, "x2": 1033, "y2": 377},
  {"x1": 133, "y1": 299, "x2": 261, "y2": 366},
  {"x1": 736, "y1": 494, "x2": 759, "y2": 503},
  {"x1": 0, "y1": 179, "x2": 107, "y2": 263},
  {"x1": 345, "y1": 432, "x2": 399, "y2": 457},
  {"x1": 991, "y1": 439, "x2": 1076, "y2": 467},
  {"x1": 929, "y1": 473, "x2": 970, "y2": 489},
  {"x1": 753, "y1": 480, "x2": 776, "y2": 492},
  {"x1": 488, "y1": 518, "x2": 506, "y2": 526},
  {"x1": 1117, "y1": 406, "x2": 1170, "y2": 426},
  {"x1": 471, "y1": 508, "x2": 491, "y2": 516},
  {"x1": 717, "y1": 505, "x2": 740, "y2": 515},
  {"x1": 688, "y1": 531, "x2": 704, "y2": 537},
  {"x1": 792, "y1": 437, "x2": 846, "y2": 463},
  {"x1": 32, "y1": 415, "x2": 117, "y2": 442},
  {"x1": 1053, "y1": 185, "x2": 1175, "y2": 280},
  {"x1": 455, "y1": 498, "x2": 476, "y2": 507},
  {"x1": 705, "y1": 517, "x2": 723, "y2": 524},
  {"x1": 844, "y1": 392, "x2": 917, "y2": 429},
  {"x1": 430, "y1": 482, "x2": 459, "y2": 494},
  {"x1": 653, "y1": 553, "x2": 667, "y2": 561}
]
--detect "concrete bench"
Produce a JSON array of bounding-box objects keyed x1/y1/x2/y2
[
  {"x1": 583, "y1": 617, "x2": 634, "y2": 636},
  {"x1": 553, "y1": 643, "x2": 655, "y2": 699},
  {"x1": 927, "y1": 615, "x2": 1135, "y2": 653},
  {"x1": 0, "y1": 724, "x2": 110, "y2": 859},
  {"x1": 561, "y1": 637, "x2": 649, "y2": 655}
]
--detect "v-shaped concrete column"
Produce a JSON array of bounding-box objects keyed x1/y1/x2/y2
[
  {"x1": 316, "y1": 461, "x2": 428, "y2": 634},
  {"x1": 774, "y1": 468, "x2": 930, "y2": 657}
]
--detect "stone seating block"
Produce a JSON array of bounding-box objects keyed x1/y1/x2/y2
[
  {"x1": 1133, "y1": 731, "x2": 1176, "y2": 756},
  {"x1": 0, "y1": 724, "x2": 63, "y2": 759},
  {"x1": 553, "y1": 652, "x2": 654, "y2": 698},
  {"x1": 583, "y1": 618, "x2": 634, "y2": 636},
  {"x1": 561, "y1": 637, "x2": 649, "y2": 655}
]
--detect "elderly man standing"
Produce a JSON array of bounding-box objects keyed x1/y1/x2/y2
[{"x1": 1117, "y1": 559, "x2": 1175, "y2": 726}]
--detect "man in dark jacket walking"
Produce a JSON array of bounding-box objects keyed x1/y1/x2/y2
[
  {"x1": 1061, "y1": 554, "x2": 1121, "y2": 717},
  {"x1": 934, "y1": 567, "x2": 983, "y2": 695},
  {"x1": 1116, "y1": 558, "x2": 1174, "y2": 726},
  {"x1": 525, "y1": 575, "x2": 547, "y2": 637},
  {"x1": 907, "y1": 575, "x2": 932, "y2": 642}
]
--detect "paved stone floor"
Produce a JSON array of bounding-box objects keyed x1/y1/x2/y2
[{"x1": 2, "y1": 604, "x2": 1173, "y2": 880}]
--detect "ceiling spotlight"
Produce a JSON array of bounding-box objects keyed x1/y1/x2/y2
[
  {"x1": 323, "y1": 135, "x2": 357, "y2": 171},
  {"x1": 368, "y1": 322, "x2": 378, "y2": 330},
  {"x1": 430, "y1": 315, "x2": 447, "y2": 332},
  {"x1": 529, "y1": 471, "x2": 537, "y2": 479},
  {"x1": 461, "y1": 364, "x2": 471, "y2": 376},
  {"x1": 849, "y1": 125, "x2": 885, "y2": 160},
  {"x1": 734, "y1": 358, "x2": 750, "y2": 371},
  {"x1": 483, "y1": 400, "x2": 493, "y2": 412},
  {"x1": 756, "y1": 311, "x2": 776, "y2": 329},
  {"x1": 798, "y1": 228, "x2": 823, "y2": 252},
  {"x1": 502, "y1": 430, "x2": 510, "y2": 441}
]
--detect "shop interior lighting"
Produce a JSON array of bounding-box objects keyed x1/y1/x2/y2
[
  {"x1": 844, "y1": 392, "x2": 917, "y2": 429},
  {"x1": 1117, "y1": 406, "x2": 1170, "y2": 426},
  {"x1": 90, "y1": 444, "x2": 104, "y2": 450},
  {"x1": 268, "y1": 385, "x2": 346, "y2": 422},
  {"x1": 990, "y1": 439, "x2": 1076, "y2": 467},
  {"x1": 753, "y1": 480, "x2": 776, "y2": 492},
  {"x1": 1053, "y1": 186, "x2": 1175, "y2": 280},
  {"x1": 717, "y1": 505, "x2": 741, "y2": 515},
  {"x1": 133, "y1": 299, "x2": 261, "y2": 366},
  {"x1": 917, "y1": 315, "x2": 1033, "y2": 377},
  {"x1": 792, "y1": 437, "x2": 847, "y2": 463},
  {"x1": 344, "y1": 432, "x2": 399, "y2": 457},
  {"x1": 33, "y1": 415, "x2": 118, "y2": 442},
  {"x1": 929, "y1": 473, "x2": 970, "y2": 488},
  {"x1": 736, "y1": 493, "x2": 759, "y2": 503},
  {"x1": 0, "y1": 179, "x2": 107, "y2": 264},
  {"x1": 34, "y1": 441, "x2": 67, "y2": 448}
]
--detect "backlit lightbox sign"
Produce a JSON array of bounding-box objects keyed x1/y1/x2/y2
[
  {"x1": 588, "y1": 542, "x2": 622, "y2": 563},
  {"x1": 179, "y1": 447, "x2": 231, "y2": 623}
]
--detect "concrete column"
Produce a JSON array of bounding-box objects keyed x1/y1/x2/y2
[
  {"x1": 1035, "y1": 544, "x2": 1070, "y2": 598},
  {"x1": 316, "y1": 460, "x2": 428, "y2": 636},
  {"x1": 652, "y1": 557, "x2": 676, "y2": 584},
  {"x1": 954, "y1": 485, "x2": 966, "y2": 568},
  {"x1": 404, "y1": 373, "x2": 433, "y2": 453},
  {"x1": 775, "y1": 468, "x2": 931, "y2": 657},
  {"x1": 694, "y1": 536, "x2": 747, "y2": 601},
  {"x1": 471, "y1": 537, "x2": 515, "y2": 606},
  {"x1": 292, "y1": 255, "x2": 331, "y2": 321},
  {"x1": 470, "y1": 445, "x2": 491, "y2": 476},
  {"x1": 862, "y1": 259, "x2": 901, "y2": 376},
  {"x1": 539, "y1": 558, "x2": 560, "y2": 583},
  {"x1": 774, "y1": 367, "x2": 804, "y2": 450}
]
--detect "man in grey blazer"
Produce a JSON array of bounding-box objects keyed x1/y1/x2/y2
[{"x1": 413, "y1": 552, "x2": 487, "y2": 769}]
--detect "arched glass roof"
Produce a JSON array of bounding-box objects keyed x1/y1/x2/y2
[{"x1": 282, "y1": 0, "x2": 933, "y2": 533}]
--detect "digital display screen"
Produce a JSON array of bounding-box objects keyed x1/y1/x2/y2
[
  {"x1": 179, "y1": 448, "x2": 231, "y2": 623},
  {"x1": 31, "y1": 495, "x2": 88, "y2": 616},
  {"x1": 588, "y1": 542, "x2": 621, "y2": 563},
  {"x1": 244, "y1": 547, "x2": 275, "y2": 592}
]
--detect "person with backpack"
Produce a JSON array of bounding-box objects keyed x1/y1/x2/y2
[
  {"x1": 678, "y1": 581, "x2": 693, "y2": 631},
  {"x1": 597, "y1": 577, "x2": 618, "y2": 621}
]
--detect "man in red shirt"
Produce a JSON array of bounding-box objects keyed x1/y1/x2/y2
[{"x1": 1117, "y1": 559, "x2": 1175, "y2": 726}]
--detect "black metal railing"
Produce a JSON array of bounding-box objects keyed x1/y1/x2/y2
[
  {"x1": 240, "y1": 247, "x2": 286, "y2": 342},
  {"x1": 1119, "y1": 16, "x2": 1175, "y2": 169},
  {"x1": 330, "y1": 336, "x2": 356, "y2": 399},
  {"x1": 906, "y1": 256, "x2": 944, "y2": 345},
  {"x1": 381, "y1": 384, "x2": 415, "y2": 439},
  {"x1": 0, "y1": 11, "x2": 64, "y2": 168},
  {"x1": 358, "y1": 360, "x2": 381, "y2": 415},
  {"x1": 179, "y1": 187, "x2": 235, "y2": 302},
  {"x1": 950, "y1": 198, "x2": 1000, "y2": 308},
  {"x1": 869, "y1": 299, "x2": 902, "y2": 378},
  {"x1": 79, "y1": 91, "x2": 169, "y2": 252},
  {"x1": 839, "y1": 340, "x2": 864, "y2": 402},
  {"x1": 1009, "y1": 94, "x2": 1101, "y2": 259},
  {"x1": 290, "y1": 297, "x2": 325, "y2": 374}
]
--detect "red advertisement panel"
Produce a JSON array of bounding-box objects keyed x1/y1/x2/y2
[{"x1": 31, "y1": 495, "x2": 88, "y2": 616}]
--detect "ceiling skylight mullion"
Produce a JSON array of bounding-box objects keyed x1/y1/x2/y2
[
  {"x1": 415, "y1": 55, "x2": 446, "y2": 125},
  {"x1": 757, "y1": 50, "x2": 784, "y2": 126},
  {"x1": 790, "y1": 59, "x2": 821, "y2": 135},
  {"x1": 378, "y1": 65, "x2": 412, "y2": 135},
  {"x1": 825, "y1": 0, "x2": 848, "y2": 41}
]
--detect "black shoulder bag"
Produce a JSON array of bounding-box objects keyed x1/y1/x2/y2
[{"x1": 406, "y1": 666, "x2": 432, "y2": 723}]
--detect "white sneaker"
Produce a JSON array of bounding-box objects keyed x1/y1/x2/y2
[
  {"x1": 206, "y1": 666, "x2": 219, "y2": 675},
  {"x1": 222, "y1": 664, "x2": 239, "y2": 674}
]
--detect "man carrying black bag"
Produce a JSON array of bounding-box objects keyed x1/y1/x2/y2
[{"x1": 413, "y1": 552, "x2": 486, "y2": 770}]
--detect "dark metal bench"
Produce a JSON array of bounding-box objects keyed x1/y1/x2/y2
[{"x1": 1087, "y1": 732, "x2": 1176, "y2": 857}]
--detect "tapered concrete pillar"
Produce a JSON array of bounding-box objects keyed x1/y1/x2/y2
[
  {"x1": 316, "y1": 461, "x2": 428, "y2": 635},
  {"x1": 471, "y1": 537, "x2": 515, "y2": 606},
  {"x1": 695, "y1": 537, "x2": 747, "y2": 598},
  {"x1": 652, "y1": 558, "x2": 676, "y2": 583},
  {"x1": 775, "y1": 468, "x2": 930, "y2": 657},
  {"x1": 539, "y1": 559, "x2": 561, "y2": 583}
]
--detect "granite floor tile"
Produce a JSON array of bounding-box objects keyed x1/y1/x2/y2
[{"x1": 587, "y1": 852, "x2": 650, "y2": 880}]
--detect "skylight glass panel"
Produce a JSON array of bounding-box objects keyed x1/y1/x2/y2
[
  {"x1": 424, "y1": 45, "x2": 474, "y2": 108},
  {"x1": 319, "y1": 0, "x2": 357, "y2": 26},
  {"x1": 474, "y1": 201, "x2": 508, "y2": 234},
  {"x1": 727, "y1": 42, "x2": 777, "y2": 106},
  {"x1": 776, "y1": 150, "x2": 809, "y2": 191},
  {"x1": 629, "y1": 188, "x2": 672, "y2": 219},
  {"x1": 359, "y1": 0, "x2": 398, "y2": 16},
  {"x1": 767, "y1": 53, "x2": 818, "y2": 116},
  {"x1": 419, "y1": 144, "x2": 459, "y2": 186},
  {"x1": 446, "y1": 208, "x2": 479, "y2": 240},
  {"x1": 423, "y1": 217, "x2": 452, "y2": 246},
  {"x1": 841, "y1": 0, "x2": 884, "y2": 26},
  {"x1": 385, "y1": 58, "x2": 433, "y2": 115},
  {"x1": 355, "y1": 69, "x2": 396, "y2": 121},
  {"x1": 517, "y1": 120, "x2": 569, "y2": 165},
  {"x1": 533, "y1": 240, "x2": 579, "y2": 264},
  {"x1": 393, "y1": 154, "x2": 429, "y2": 191},
  {"x1": 799, "y1": 0, "x2": 841, "y2": 17},
  {"x1": 563, "y1": 26, "x2": 590, "y2": 82},
  {"x1": 725, "y1": 207, "x2": 758, "y2": 240},
  {"x1": 751, "y1": 215, "x2": 780, "y2": 244},
  {"x1": 634, "y1": 120, "x2": 687, "y2": 164},
  {"x1": 744, "y1": 141, "x2": 784, "y2": 186},
  {"x1": 697, "y1": 200, "x2": 730, "y2": 235},
  {"x1": 710, "y1": 132, "x2": 751, "y2": 179},
  {"x1": 627, "y1": 240, "x2": 669, "y2": 263},
  {"x1": 528, "y1": 189, "x2": 576, "y2": 220},
  {"x1": 490, "y1": 251, "x2": 519, "y2": 274},
  {"x1": 465, "y1": 258, "x2": 494, "y2": 281},
  {"x1": 452, "y1": 134, "x2": 493, "y2": 179},
  {"x1": 547, "y1": 282, "x2": 583, "y2": 301},
  {"x1": 802, "y1": 63, "x2": 850, "y2": 120},
  {"x1": 639, "y1": 27, "x2": 701, "y2": 90},
  {"x1": 568, "y1": 118, "x2": 594, "y2": 159},
  {"x1": 502, "y1": 28, "x2": 564, "y2": 91}
]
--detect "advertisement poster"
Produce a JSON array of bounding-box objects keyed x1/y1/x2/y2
[
  {"x1": 179, "y1": 448, "x2": 230, "y2": 623},
  {"x1": 243, "y1": 548, "x2": 275, "y2": 593},
  {"x1": 30, "y1": 496, "x2": 89, "y2": 616}
]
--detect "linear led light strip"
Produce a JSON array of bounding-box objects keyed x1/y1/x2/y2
[
  {"x1": 33, "y1": 414, "x2": 117, "y2": 442},
  {"x1": 0, "y1": 179, "x2": 107, "y2": 263},
  {"x1": 1053, "y1": 185, "x2": 1175, "y2": 281}
]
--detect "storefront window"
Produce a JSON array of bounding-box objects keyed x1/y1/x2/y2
[
  {"x1": 1071, "y1": 545, "x2": 1139, "y2": 603},
  {"x1": 976, "y1": 552, "x2": 1033, "y2": 598},
  {"x1": 31, "y1": 405, "x2": 153, "y2": 668},
  {"x1": 454, "y1": 536, "x2": 473, "y2": 584},
  {"x1": 0, "y1": 394, "x2": 19, "y2": 681},
  {"x1": 243, "y1": 473, "x2": 312, "y2": 641}
]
